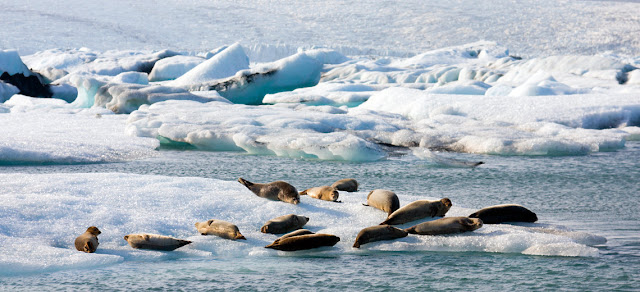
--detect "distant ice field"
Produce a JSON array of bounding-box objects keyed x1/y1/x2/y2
[{"x1": 2, "y1": 0, "x2": 640, "y2": 58}]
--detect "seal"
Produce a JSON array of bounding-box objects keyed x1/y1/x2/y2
[
  {"x1": 353, "y1": 225, "x2": 408, "y2": 248},
  {"x1": 261, "y1": 214, "x2": 309, "y2": 234},
  {"x1": 74, "y1": 226, "x2": 101, "y2": 253},
  {"x1": 405, "y1": 217, "x2": 483, "y2": 235},
  {"x1": 380, "y1": 198, "x2": 452, "y2": 225},
  {"x1": 123, "y1": 233, "x2": 192, "y2": 251},
  {"x1": 331, "y1": 178, "x2": 358, "y2": 192},
  {"x1": 195, "y1": 219, "x2": 246, "y2": 240},
  {"x1": 468, "y1": 204, "x2": 538, "y2": 224},
  {"x1": 273, "y1": 229, "x2": 315, "y2": 241},
  {"x1": 265, "y1": 233, "x2": 340, "y2": 251},
  {"x1": 238, "y1": 178, "x2": 300, "y2": 204},
  {"x1": 300, "y1": 186, "x2": 340, "y2": 202},
  {"x1": 364, "y1": 189, "x2": 400, "y2": 215}
]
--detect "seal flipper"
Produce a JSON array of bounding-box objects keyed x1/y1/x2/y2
[
  {"x1": 84, "y1": 241, "x2": 94, "y2": 253},
  {"x1": 300, "y1": 189, "x2": 308, "y2": 196}
]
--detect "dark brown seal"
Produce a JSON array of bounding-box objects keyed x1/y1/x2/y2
[
  {"x1": 468, "y1": 204, "x2": 538, "y2": 224},
  {"x1": 380, "y1": 198, "x2": 452, "y2": 225},
  {"x1": 331, "y1": 178, "x2": 358, "y2": 192},
  {"x1": 261, "y1": 214, "x2": 309, "y2": 234},
  {"x1": 238, "y1": 178, "x2": 300, "y2": 204},
  {"x1": 265, "y1": 234, "x2": 340, "y2": 251},
  {"x1": 405, "y1": 217, "x2": 483, "y2": 235},
  {"x1": 353, "y1": 225, "x2": 408, "y2": 248}
]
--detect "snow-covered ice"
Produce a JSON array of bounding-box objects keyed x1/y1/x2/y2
[{"x1": 0, "y1": 172, "x2": 605, "y2": 275}]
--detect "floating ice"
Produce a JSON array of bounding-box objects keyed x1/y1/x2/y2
[
  {"x1": 0, "y1": 95, "x2": 159, "y2": 164},
  {"x1": 0, "y1": 172, "x2": 606, "y2": 276},
  {"x1": 359, "y1": 87, "x2": 639, "y2": 155},
  {"x1": 184, "y1": 49, "x2": 340, "y2": 104},
  {"x1": 126, "y1": 100, "x2": 389, "y2": 161},
  {"x1": 263, "y1": 83, "x2": 378, "y2": 106},
  {"x1": 148, "y1": 55, "x2": 205, "y2": 82},
  {"x1": 0, "y1": 50, "x2": 32, "y2": 76},
  {"x1": 168, "y1": 43, "x2": 249, "y2": 88},
  {"x1": 0, "y1": 81, "x2": 19, "y2": 103}
]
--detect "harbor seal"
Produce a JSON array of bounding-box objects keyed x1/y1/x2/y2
[
  {"x1": 331, "y1": 178, "x2": 358, "y2": 192},
  {"x1": 468, "y1": 204, "x2": 538, "y2": 224},
  {"x1": 74, "y1": 226, "x2": 101, "y2": 253},
  {"x1": 265, "y1": 233, "x2": 340, "y2": 251},
  {"x1": 300, "y1": 186, "x2": 340, "y2": 202},
  {"x1": 195, "y1": 219, "x2": 246, "y2": 240},
  {"x1": 238, "y1": 178, "x2": 300, "y2": 204},
  {"x1": 405, "y1": 217, "x2": 483, "y2": 235},
  {"x1": 380, "y1": 198, "x2": 452, "y2": 225},
  {"x1": 274, "y1": 229, "x2": 315, "y2": 241},
  {"x1": 123, "y1": 233, "x2": 192, "y2": 251},
  {"x1": 353, "y1": 225, "x2": 408, "y2": 248},
  {"x1": 261, "y1": 214, "x2": 309, "y2": 234},
  {"x1": 364, "y1": 189, "x2": 400, "y2": 215}
]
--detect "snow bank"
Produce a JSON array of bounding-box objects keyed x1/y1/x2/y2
[
  {"x1": 0, "y1": 95, "x2": 159, "y2": 164},
  {"x1": 0, "y1": 172, "x2": 604, "y2": 275}
]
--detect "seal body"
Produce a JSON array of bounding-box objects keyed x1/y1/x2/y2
[
  {"x1": 261, "y1": 214, "x2": 309, "y2": 234},
  {"x1": 331, "y1": 178, "x2": 358, "y2": 192},
  {"x1": 195, "y1": 219, "x2": 246, "y2": 240},
  {"x1": 353, "y1": 225, "x2": 408, "y2": 248},
  {"x1": 265, "y1": 234, "x2": 340, "y2": 251},
  {"x1": 274, "y1": 229, "x2": 315, "y2": 241},
  {"x1": 123, "y1": 233, "x2": 191, "y2": 251},
  {"x1": 74, "y1": 226, "x2": 101, "y2": 253},
  {"x1": 238, "y1": 178, "x2": 300, "y2": 204},
  {"x1": 468, "y1": 204, "x2": 538, "y2": 224},
  {"x1": 405, "y1": 217, "x2": 483, "y2": 235},
  {"x1": 364, "y1": 189, "x2": 400, "y2": 215},
  {"x1": 380, "y1": 198, "x2": 452, "y2": 225},
  {"x1": 300, "y1": 186, "x2": 340, "y2": 202}
]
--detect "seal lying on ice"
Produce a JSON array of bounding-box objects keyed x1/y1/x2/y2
[
  {"x1": 468, "y1": 204, "x2": 538, "y2": 224},
  {"x1": 405, "y1": 217, "x2": 483, "y2": 235},
  {"x1": 238, "y1": 178, "x2": 300, "y2": 204},
  {"x1": 380, "y1": 198, "x2": 452, "y2": 225},
  {"x1": 123, "y1": 233, "x2": 191, "y2": 251}
]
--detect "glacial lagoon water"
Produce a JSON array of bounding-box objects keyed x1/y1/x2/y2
[{"x1": 1, "y1": 142, "x2": 638, "y2": 291}]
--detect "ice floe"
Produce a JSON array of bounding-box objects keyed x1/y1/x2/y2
[{"x1": 0, "y1": 172, "x2": 606, "y2": 275}]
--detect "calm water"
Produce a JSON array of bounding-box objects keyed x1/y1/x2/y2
[{"x1": 1, "y1": 142, "x2": 639, "y2": 291}]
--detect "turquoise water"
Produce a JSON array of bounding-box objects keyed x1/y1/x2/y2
[{"x1": 1, "y1": 143, "x2": 639, "y2": 290}]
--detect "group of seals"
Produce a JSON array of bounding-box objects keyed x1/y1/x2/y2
[{"x1": 74, "y1": 177, "x2": 539, "y2": 253}]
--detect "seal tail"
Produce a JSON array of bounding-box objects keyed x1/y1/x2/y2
[
  {"x1": 352, "y1": 242, "x2": 360, "y2": 248},
  {"x1": 236, "y1": 234, "x2": 247, "y2": 240},
  {"x1": 299, "y1": 189, "x2": 308, "y2": 196},
  {"x1": 404, "y1": 228, "x2": 416, "y2": 234}
]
